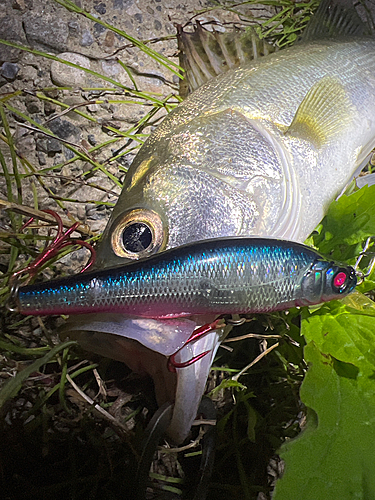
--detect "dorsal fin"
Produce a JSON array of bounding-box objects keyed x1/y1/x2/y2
[
  {"x1": 301, "y1": 0, "x2": 369, "y2": 42},
  {"x1": 177, "y1": 22, "x2": 276, "y2": 97}
]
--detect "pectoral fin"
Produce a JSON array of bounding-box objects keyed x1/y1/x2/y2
[{"x1": 286, "y1": 76, "x2": 354, "y2": 148}]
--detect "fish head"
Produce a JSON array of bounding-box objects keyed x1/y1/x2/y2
[
  {"x1": 95, "y1": 105, "x2": 296, "y2": 269},
  {"x1": 298, "y1": 260, "x2": 357, "y2": 306}
]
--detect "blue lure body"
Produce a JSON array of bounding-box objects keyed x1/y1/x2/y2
[{"x1": 17, "y1": 237, "x2": 357, "y2": 318}]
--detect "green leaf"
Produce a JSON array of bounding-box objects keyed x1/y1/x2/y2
[
  {"x1": 273, "y1": 296, "x2": 375, "y2": 499},
  {"x1": 312, "y1": 184, "x2": 375, "y2": 260}
]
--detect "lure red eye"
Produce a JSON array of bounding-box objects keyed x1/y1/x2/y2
[{"x1": 334, "y1": 271, "x2": 347, "y2": 289}]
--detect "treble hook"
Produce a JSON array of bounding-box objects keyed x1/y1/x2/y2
[
  {"x1": 167, "y1": 319, "x2": 224, "y2": 373},
  {"x1": 354, "y1": 236, "x2": 375, "y2": 285},
  {"x1": 7, "y1": 210, "x2": 96, "y2": 311}
]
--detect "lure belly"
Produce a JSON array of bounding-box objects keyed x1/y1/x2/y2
[{"x1": 17, "y1": 238, "x2": 356, "y2": 318}]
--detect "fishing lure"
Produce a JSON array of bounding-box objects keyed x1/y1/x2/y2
[{"x1": 15, "y1": 237, "x2": 356, "y2": 318}]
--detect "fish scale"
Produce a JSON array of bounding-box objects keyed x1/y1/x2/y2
[{"x1": 17, "y1": 238, "x2": 356, "y2": 318}]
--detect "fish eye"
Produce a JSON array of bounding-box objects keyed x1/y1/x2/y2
[
  {"x1": 111, "y1": 208, "x2": 166, "y2": 260},
  {"x1": 122, "y1": 223, "x2": 153, "y2": 253}
]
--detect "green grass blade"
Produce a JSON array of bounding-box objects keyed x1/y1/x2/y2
[{"x1": 0, "y1": 340, "x2": 77, "y2": 410}]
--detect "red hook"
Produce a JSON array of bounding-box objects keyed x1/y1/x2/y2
[
  {"x1": 10, "y1": 210, "x2": 96, "y2": 288},
  {"x1": 167, "y1": 319, "x2": 223, "y2": 373}
]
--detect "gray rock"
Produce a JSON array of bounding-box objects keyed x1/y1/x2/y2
[
  {"x1": 68, "y1": 21, "x2": 80, "y2": 37},
  {"x1": 94, "y1": 2, "x2": 106, "y2": 14},
  {"x1": 63, "y1": 145, "x2": 75, "y2": 160},
  {"x1": 87, "y1": 134, "x2": 96, "y2": 146},
  {"x1": 50, "y1": 52, "x2": 91, "y2": 87},
  {"x1": 37, "y1": 151, "x2": 46, "y2": 166},
  {"x1": 43, "y1": 101, "x2": 56, "y2": 116},
  {"x1": 80, "y1": 30, "x2": 94, "y2": 47},
  {"x1": 0, "y1": 16, "x2": 27, "y2": 63},
  {"x1": 93, "y1": 23, "x2": 107, "y2": 37},
  {"x1": 113, "y1": 0, "x2": 134, "y2": 9},
  {"x1": 12, "y1": 0, "x2": 33, "y2": 10},
  {"x1": 1, "y1": 63, "x2": 20, "y2": 80},
  {"x1": 23, "y1": 16, "x2": 69, "y2": 52},
  {"x1": 36, "y1": 138, "x2": 47, "y2": 153},
  {"x1": 46, "y1": 138, "x2": 62, "y2": 154},
  {"x1": 48, "y1": 117, "x2": 81, "y2": 141},
  {"x1": 53, "y1": 154, "x2": 63, "y2": 166},
  {"x1": 87, "y1": 103, "x2": 99, "y2": 112},
  {"x1": 25, "y1": 95, "x2": 42, "y2": 114}
]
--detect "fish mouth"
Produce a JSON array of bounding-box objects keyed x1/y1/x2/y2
[{"x1": 60, "y1": 312, "x2": 223, "y2": 444}]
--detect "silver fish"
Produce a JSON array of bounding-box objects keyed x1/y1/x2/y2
[{"x1": 65, "y1": 0, "x2": 374, "y2": 443}]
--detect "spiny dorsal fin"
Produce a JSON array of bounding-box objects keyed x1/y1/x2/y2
[
  {"x1": 301, "y1": 0, "x2": 369, "y2": 42},
  {"x1": 177, "y1": 22, "x2": 275, "y2": 97},
  {"x1": 286, "y1": 76, "x2": 355, "y2": 148}
]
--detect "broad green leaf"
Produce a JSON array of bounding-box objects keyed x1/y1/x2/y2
[
  {"x1": 274, "y1": 342, "x2": 375, "y2": 500},
  {"x1": 273, "y1": 296, "x2": 375, "y2": 500},
  {"x1": 312, "y1": 184, "x2": 375, "y2": 260},
  {"x1": 302, "y1": 294, "x2": 375, "y2": 375}
]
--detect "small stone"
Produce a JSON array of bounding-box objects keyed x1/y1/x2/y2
[
  {"x1": 87, "y1": 103, "x2": 99, "y2": 112},
  {"x1": 114, "y1": 0, "x2": 134, "y2": 9},
  {"x1": 101, "y1": 60, "x2": 121, "y2": 78},
  {"x1": 46, "y1": 138, "x2": 62, "y2": 154},
  {"x1": 25, "y1": 95, "x2": 42, "y2": 114},
  {"x1": 37, "y1": 151, "x2": 46, "y2": 166},
  {"x1": 36, "y1": 138, "x2": 47, "y2": 153},
  {"x1": 94, "y1": 23, "x2": 107, "y2": 38},
  {"x1": 63, "y1": 146, "x2": 75, "y2": 161},
  {"x1": 76, "y1": 205, "x2": 86, "y2": 220},
  {"x1": 94, "y1": 2, "x2": 106, "y2": 14},
  {"x1": 23, "y1": 16, "x2": 69, "y2": 52},
  {"x1": 154, "y1": 20, "x2": 162, "y2": 31},
  {"x1": 80, "y1": 30, "x2": 94, "y2": 47},
  {"x1": 14, "y1": 126, "x2": 35, "y2": 155},
  {"x1": 43, "y1": 101, "x2": 56, "y2": 116},
  {"x1": 104, "y1": 31, "x2": 115, "y2": 48},
  {"x1": 0, "y1": 17, "x2": 26, "y2": 62},
  {"x1": 68, "y1": 21, "x2": 81, "y2": 37},
  {"x1": 53, "y1": 154, "x2": 64, "y2": 166},
  {"x1": 86, "y1": 205, "x2": 108, "y2": 220},
  {"x1": 1, "y1": 62, "x2": 20, "y2": 80},
  {"x1": 50, "y1": 52, "x2": 91, "y2": 87},
  {"x1": 48, "y1": 117, "x2": 81, "y2": 141},
  {"x1": 44, "y1": 88, "x2": 60, "y2": 99},
  {"x1": 134, "y1": 13, "x2": 143, "y2": 23},
  {"x1": 87, "y1": 134, "x2": 96, "y2": 146}
]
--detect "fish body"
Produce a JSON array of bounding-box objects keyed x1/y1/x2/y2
[
  {"x1": 58, "y1": 0, "x2": 370, "y2": 443},
  {"x1": 18, "y1": 238, "x2": 357, "y2": 317},
  {"x1": 96, "y1": 39, "x2": 375, "y2": 268}
]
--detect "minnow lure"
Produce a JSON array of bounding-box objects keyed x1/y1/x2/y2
[{"x1": 15, "y1": 238, "x2": 357, "y2": 318}]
